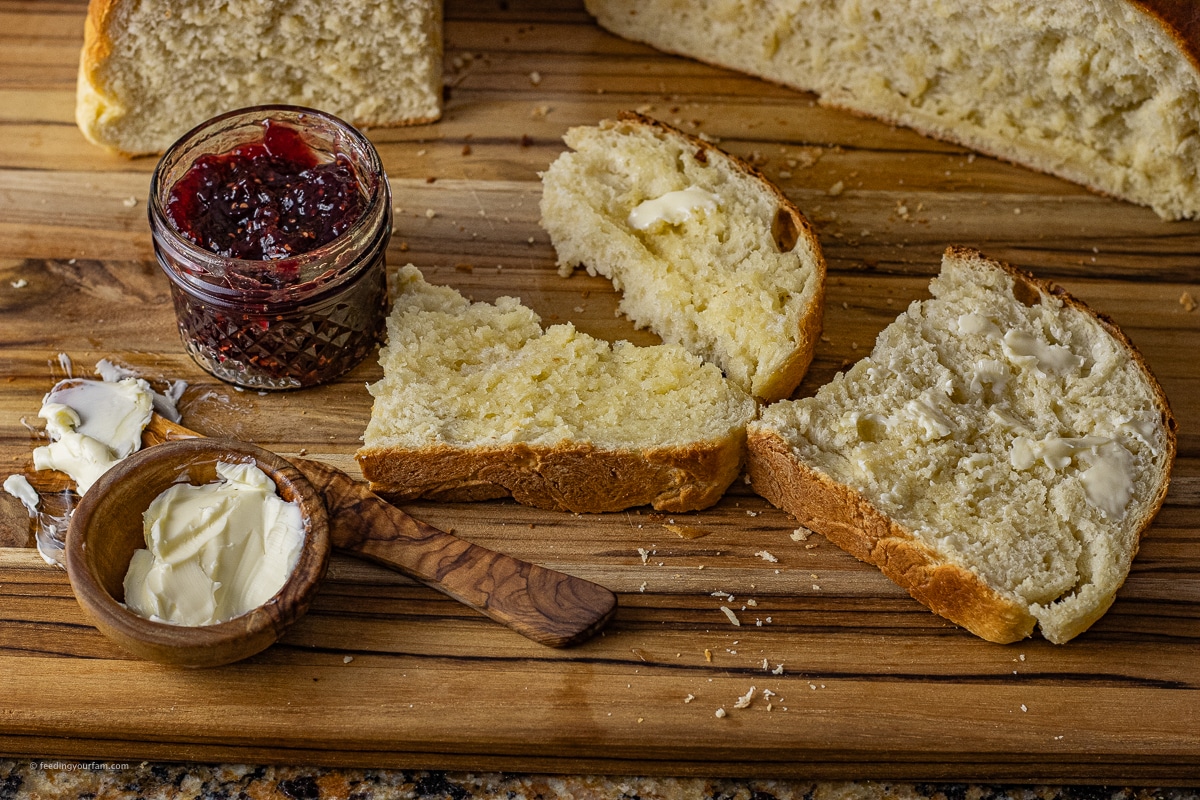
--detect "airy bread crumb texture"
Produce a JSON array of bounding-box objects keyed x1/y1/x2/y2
[
  {"x1": 77, "y1": 0, "x2": 442, "y2": 155},
  {"x1": 358, "y1": 266, "x2": 757, "y2": 513},
  {"x1": 586, "y1": 0, "x2": 1200, "y2": 220},
  {"x1": 539, "y1": 113, "x2": 825, "y2": 401},
  {"x1": 750, "y1": 248, "x2": 1174, "y2": 643}
]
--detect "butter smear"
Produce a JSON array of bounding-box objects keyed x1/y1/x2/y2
[
  {"x1": 627, "y1": 186, "x2": 720, "y2": 231},
  {"x1": 123, "y1": 461, "x2": 306, "y2": 626}
]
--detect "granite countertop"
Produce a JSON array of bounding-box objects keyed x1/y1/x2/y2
[{"x1": 2, "y1": 761, "x2": 1197, "y2": 800}]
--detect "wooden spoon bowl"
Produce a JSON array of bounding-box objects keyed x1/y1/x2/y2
[{"x1": 64, "y1": 438, "x2": 331, "y2": 668}]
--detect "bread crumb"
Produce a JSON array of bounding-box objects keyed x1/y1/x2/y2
[
  {"x1": 1021, "y1": 704, "x2": 1028, "y2": 712},
  {"x1": 638, "y1": 547, "x2": 650, "y2": 564},
  {"x1": 715, "y1": 708, "x2": 726, "y2": 718},
  {"x1": 665, "y1": 523, "x2": 711, "y2": 539},
  {"x1": 529, "y1": 70, "x2": 542, "y2": 85},
  {"x1": 684, "y1": 694, "x2": 695, "y2": 703},
  {"x1": 790, "y1": 528, "x2": 811, "y2": 541},
  {"x1": 1181, "y1": 291, "x2": 1197, "y2": 312},
  {"x1": 755, "y1": 550, "x2": 778, "y2": 563},
  {"x1": 827, "y1": 180, "x2": 845, "y2": 197},
  {"x1": 343, "y1": 656, "x2": 354, "y2": 664},
  {"x1": 772, "y1": 664, "x2": 785, "y2": 675},
  {"x1": 424, "y1": 209, "x2": 436, "y2": 219},
  {"x1": 746, "y1": 599, "x2": 757, "y2": 607},
  {"x1": 531, "y1": 104, "x2": 551, "y2": 119},
  {"x1": 122, "y1": 196, "x2": 137, "y2": 208},
  {"x1": 733, "y1": 686, "x2": 756, "y2": 709},
  {"x1": 704, "y1": 648, "x2": 712, "y2": 662},
  {"x1": 720, "y1": 606, "x2": 741, "y2": 626},
  {"x1": 10, "y1": 278, "x2": 27, "y2": 289},
  {"x1": 745, "y1": 510, "x2": 759, "y2": 517}
]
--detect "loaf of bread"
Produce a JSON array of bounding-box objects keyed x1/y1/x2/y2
[
  {"x1": 76, "y1": 0, "x2": 442, "y2": 156},
  {"x1": 586, "y1": 0, "x2": 1200, "y2": 220},
  {"x1": 747, "y1": 247, "x2": 1175, "y2": 643},
  {"x1": 539, "y1": 112, "x2": 826, "y2": 402},
  {"x1": 357, "y1": 266, "x2": 757, "y2": 513}
]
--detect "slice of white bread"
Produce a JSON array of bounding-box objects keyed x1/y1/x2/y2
[
  {"x1": 747, "y1": 247, "x2": 1176, "y2": 643},
  {"x1": 77, "y1": 0, "x2": 442, "y2": 156},
  {"x1": 539, "y1": 112, "x2": 826, "y2": 402},
  {"x1": 586, "y1": 0, "x2": 1200, "y2": 220},
  {"x1": 356, "y1": 265, "x2": 758, "y2": 513}
]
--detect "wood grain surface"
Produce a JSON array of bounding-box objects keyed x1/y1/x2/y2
[{"x1": 2, "y1": 0, "x2": 1200, "y2": 783}]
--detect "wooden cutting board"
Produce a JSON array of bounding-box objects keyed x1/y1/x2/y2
[{"x1": 2, "y1": 0, "x2": 1199, "y2": 783}]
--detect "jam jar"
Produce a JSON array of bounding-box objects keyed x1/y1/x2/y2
[{"x1": 149, "y1": 105, "x2": 391, "y2": 390}]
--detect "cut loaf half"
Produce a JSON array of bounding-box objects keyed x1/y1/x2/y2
[
  {"x1": 357, "y1": 266, "x2": 757, "y2": 514},
  {"x1": 77, "y1": 0, "x2": 442, "y2": 156},
  {"x1": 586, "y1": 0, "x2": 1200, "y2": 220},
  {"x1": 747, "y1": 247, "x2": 1175, "y2": 643},
  {"x1": 540, "y1": 112, "x2": 825, "y2": 402}
]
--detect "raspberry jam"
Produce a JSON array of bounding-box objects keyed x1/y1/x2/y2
[
  {"x1": 165, "y1": 121, "x2": 365, "y2": 268},
  {"x1": 149, "y1": 106, "x2": 391, "y2": 390}
]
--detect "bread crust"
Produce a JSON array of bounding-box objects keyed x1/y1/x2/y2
[
  {"x1": 747, "y1": 246, "x2": 1177, "y2": 643},
  {"x1": 1130, "y1": 0, "x2": 1200, "y2": 71},
  {"x1": 747, "y1": 426, "x2": 1038, "y2": 643},
  {"x1": 358, "y1": 433, "x2": 747, "y2": 514},
  {"x1": 598, "y1": 111, "x2": 827, "y2": 402}
]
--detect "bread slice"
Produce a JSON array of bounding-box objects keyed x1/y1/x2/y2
[
  {"x1": 77, "y1": 0, "x2": 442, "y2": 156},
  {"x1": 586, "y1": 0, "x2": 1200, "y2": 220},
  {"x1": 539, "y1": 112, "x2": 825, "y2": 402},
  {"x1": 356, "y1": 265, "x2": 758, "y2": 513},
  {"x1": 747, "y1": 247, "x2": 1176, "y2": 643}
]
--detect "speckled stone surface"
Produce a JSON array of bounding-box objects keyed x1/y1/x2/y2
[{"x1": 2, "y1": 761, "x2": 1199, "y2": 800}]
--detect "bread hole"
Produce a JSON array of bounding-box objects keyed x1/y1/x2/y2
[
  {"x1": 1011, "y1": 276, "x2": 1043, "y2": 308},
  {"x1": 772, "y1": 209, "x2": 800, "y2": 252},
  {"x1": 855, "y1": 413, "x2": 887, "y2": 442}
]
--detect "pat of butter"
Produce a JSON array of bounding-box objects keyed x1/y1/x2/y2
[
  {"x1": 1010, "y1": 435, "x2": 1136, "y2": 519},
  {"x1": 31, "y1": 378, "x2": 154, "y2": 495},
  {"x1": 905, "y1": 393, "x2": 954, "y2": 440},
  {"x1": 1002, "y1": 330, "x2": 1084, "y2": 377},
  {"x1": 956, "y1": 313, "x2": 1001, "y2": 337},
  {"x1": 3, "y1": 474, "x2": 39, "y2": 516},
  {"x1": 627, "y1": 187, "x2": 720, "y2": 230},
  {"x1": 123, "y1": 461, "x2": 306, "y2": 627},
  {"x1": 1079, "y1": 442, "x2": 1136, "y2": 520}
]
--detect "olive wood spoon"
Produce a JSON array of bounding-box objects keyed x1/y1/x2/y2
[{"x1": 144, "y1": 414, "x2": 618, "y2": 648}]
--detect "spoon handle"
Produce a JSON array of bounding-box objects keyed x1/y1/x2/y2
[{"x1": 291, "y1": 458, "x2": 617, "y2": 648}]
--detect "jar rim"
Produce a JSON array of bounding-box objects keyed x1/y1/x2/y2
[{"x1": 148, "y1": 104, "x2": 389, "y2": 301}]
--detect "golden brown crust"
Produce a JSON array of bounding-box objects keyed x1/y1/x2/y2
[
  {"x1": 746, "y1": 427, "x2": 1038, "y2": 643},
  {"x1": 357, "y1": 432, "x2": 747, "y2": 514},
  {"x1": 1129, "y1": 0, "x2": 1200, "y2": 72},
  {"x1": 747, "y1": 246, "x2": 1177, "y2": 643},
  {"x1": 609, "y1": 111, "x2": 826, "y2": 402}
]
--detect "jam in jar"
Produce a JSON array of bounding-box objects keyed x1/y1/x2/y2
[{"x1": 149, "y1": 105, "x2": 391, "y2": 390}]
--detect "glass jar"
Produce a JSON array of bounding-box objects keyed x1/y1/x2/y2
[{"x1": 149, "y1": 105, "x2": 391, "y2": 390}]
